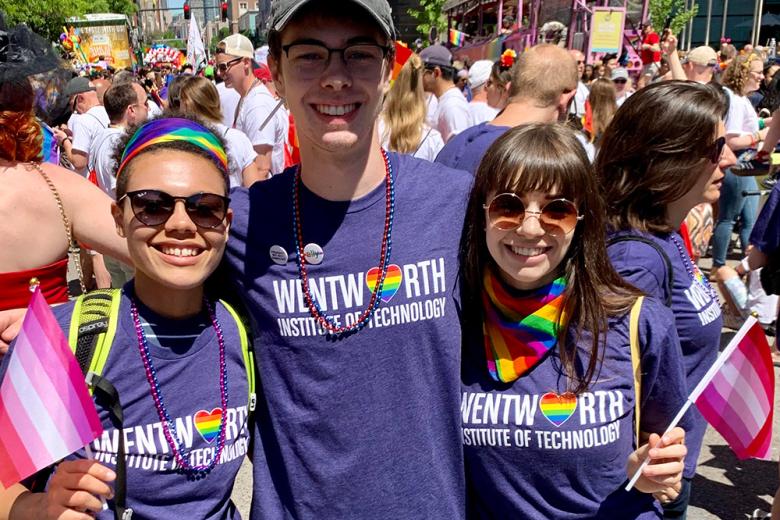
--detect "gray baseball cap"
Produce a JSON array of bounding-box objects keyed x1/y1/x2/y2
[
  {"x1": 63, "y1": 76, "x2": 95, "y2": 98},
  {"x1": 270, "y1": 0, "x2": 396, "y2": 40}
]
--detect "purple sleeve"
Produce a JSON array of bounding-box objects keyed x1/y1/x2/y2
[
  {"x1": 608, "y1": 241, "x2": 669, "y2": 301},
  {"x1": 750, "y1": 184, "x2": 780, "y2": 253}
]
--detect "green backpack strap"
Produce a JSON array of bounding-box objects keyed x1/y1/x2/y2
[
  {"x1": 68, "y1": 289, "x2": 123, "y2": 387},
  {"x1": 219, "y1": 299, "x2": 257, "y2": 413}
]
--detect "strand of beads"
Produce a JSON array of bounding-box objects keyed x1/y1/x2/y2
[
  {"x1": 132, "y1": 298, "x2": 228, "y2": 479},
  {"x1": 291, "y1": 149, "x2": 395, "y2": 335}
]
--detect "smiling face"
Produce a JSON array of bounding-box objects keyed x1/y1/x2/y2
[
  {"x1": 269, "y1": 14, "x2": 391, "y2": 153},
  {"x1": 215, "y1": 54, "x2": 247, "y2": 89},
  {"x1": 112, "y1": 150, "x2": 231, "y2": 300},
  {"x1": 485, "y1": 190, "x2": 576, "y2": 291}
]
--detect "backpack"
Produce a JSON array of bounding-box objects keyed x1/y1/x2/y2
[{"x1": 68, "y1": 289, "x2": 256, "y2": 520}]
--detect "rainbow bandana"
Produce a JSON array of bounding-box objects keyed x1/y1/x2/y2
[
  {"x1": 116, "y1": 118, "x2": 228, "y2": 178},
  {"x1": 482, "y1": 266, "x2": 568, "y2": 383}
]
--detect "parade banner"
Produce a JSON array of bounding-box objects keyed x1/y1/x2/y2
[{"x1": 588, "y1": 7, "x2": 625, "y2": 54}]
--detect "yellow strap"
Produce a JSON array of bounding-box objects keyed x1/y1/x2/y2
[
  {"x1": 220, "y1": 299, "x2": 256, "y2": 411},
  {"x1": 629, "y1": 296, "x2": 644, "y2": 447}
]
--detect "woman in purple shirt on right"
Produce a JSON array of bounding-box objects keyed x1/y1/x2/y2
[{"x1": 598, "y1": 81, "x2": 736, "y2": 519}]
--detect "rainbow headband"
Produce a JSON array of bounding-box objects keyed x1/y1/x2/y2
[{"x1": 116, "y1": 118, "x2": 228, "y2": 178}]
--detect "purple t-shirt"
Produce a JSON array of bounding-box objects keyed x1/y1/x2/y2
[
  {"x1": 225, "y1": 153, "x2": 471, "y2": 519},
  {"x1": 750, "y1": 183, "x2": 780, "y2": 253},
  {"x1": 53, "y1": 286, "x2": 250, "y2": 519},
  {"x1": 462, "y1": 295, "x2": 688, "y2": 518},
  {"x1": 607, "y1": 231, "x2": 722, "y2": 478},
  {"x1": 435, "y1": 122, "x2": 510, "y2": 174}
]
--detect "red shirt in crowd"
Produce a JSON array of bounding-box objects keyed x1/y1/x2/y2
[{"x1": 641, "y1": 31, "x2": 661, "y2": 65}]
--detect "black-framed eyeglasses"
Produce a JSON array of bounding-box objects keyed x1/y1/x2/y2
[
  {"x1": 483, "y1": 193, "x2": 584, "y2": 235},
  {"x1": 706, "y1": 136, "x2": 727, "y2": 164},
  {"x1": 281, "y1": 41, "x2": 391, "y2": 78},
  {"x1": 119, "y1": 190, "x2": 230, "y2": 229},
  {"x1": 217, "y1": 57, "x2": 243, "y2": 73}
]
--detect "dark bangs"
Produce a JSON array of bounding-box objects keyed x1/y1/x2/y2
[{"x1": 476, "y1": 124, "x2": 590, "y2": 209}]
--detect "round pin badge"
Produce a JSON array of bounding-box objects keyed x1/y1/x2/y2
[
  {"x1": 303, "y1": 243, "x2": 324, "y2": 265},
  {"x1": 269, "y1": 245, "x2": 288, "y2": 265}
]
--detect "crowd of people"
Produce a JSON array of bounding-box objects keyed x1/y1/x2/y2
[{"x1": 0, "y1": 0, "x2": 779, "y2": 518}]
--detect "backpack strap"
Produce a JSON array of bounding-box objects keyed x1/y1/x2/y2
[
  {"x1": 219, "y1": 299, "x2": 257, "y2": 414},
  {"x1": 69, "y1": 289, "x2": 123, "y2": 384},
  {"x1": 629, "y1": 296, "x2": 644, "y2": 448},
  {"x1": 607, "y1": 235, "x2": 674, "y2": 307},
  {"x1": 68, "y1": 288, "x2": 131, "y2": 519}
]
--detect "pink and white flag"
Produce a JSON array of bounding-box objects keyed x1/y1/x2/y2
[
  {"x1": 0, "y1": 288, "x2": 103, "y2": 487},
  {"x1": 693, "y1": 317, "x2": 775, "y2": 460}
]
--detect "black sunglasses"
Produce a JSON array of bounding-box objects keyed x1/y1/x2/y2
[
  {"x1": 217, "y1": 57, "x2": 242, "y2": 73},
  {"x1": 119, "y1": 190, "x2": 230, "y2": 229},
  {"x1": 613, "y1": 78, "x2": 628, "y2": 84},
  {"x1": 707, "y1": 136, "x2": 727, "y2": 164}
]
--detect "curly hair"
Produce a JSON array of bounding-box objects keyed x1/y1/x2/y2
[
  {"x1": 0, "y1": 78, "x2": 42, "y2": 162},
  {"x1": 722, "y1": 52, "x2": 763, "y2": 95},
  {"x1": 0, "y1": 111, "x2": 43, "y2": 162}
]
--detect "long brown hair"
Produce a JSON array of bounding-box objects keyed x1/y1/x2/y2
[
  {"x1": 174, "y1": 75, "x2": 223, "y2": 124},
  {"x1": 460, "y1": 123, "x2": 640, "y2": 393},
  {"x1": 587, "y1": 78, "x2": 617, "y2": 143},
  {"x1": 596, "y1": 80, "x2": 728, "y2": 234}
]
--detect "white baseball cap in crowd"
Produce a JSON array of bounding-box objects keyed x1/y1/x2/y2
[
  {"x1": 469, "y1": 60, "x2": 493, "y2": 89},
  {"x1": 220, "y1": 34, "x2": 254, "y2": 59}
]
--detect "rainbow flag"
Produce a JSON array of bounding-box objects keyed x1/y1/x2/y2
[
  {"x1": 0, "y1": 287, "x2": 103, "y2": 487},
  {"x1": 392, "y1": 41, "x2": 414, "y2": 81},
  {"x1": 693, "y1": 317, "x2": 775, "y2": 460},
  {"x1": 449, "y1": 28, "x2": 466, "y2": 47}
]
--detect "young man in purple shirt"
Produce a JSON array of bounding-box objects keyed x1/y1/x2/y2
[{"x1": 225, "y1": 1, "x2": 471, "y2": 517}]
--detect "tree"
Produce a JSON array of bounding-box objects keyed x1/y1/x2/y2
[
  {"x1": 648, "y1": 0, "x2": 698, "y2": 36},
  {"x1": 3, "y1": 0, "x2": 134, "y2": 42},
  {"x1": 407, "y1": 0, "x2": 447, "y2": 42}
]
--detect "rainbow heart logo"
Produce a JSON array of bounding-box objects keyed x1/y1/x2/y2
[
  {"x1": 539, "y1": 392, "x2": 577, "y2": 427},
  {"x1": 193, "y1": 408, "x2": 223, "y2": 443},
  {"x1": 365, "y1": 264, "x2": 402, "y2": 303}
]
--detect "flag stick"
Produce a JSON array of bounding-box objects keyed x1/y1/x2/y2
[
  {"x1": 624, "y1": 317, "x2": 757, "y2": 491},
  {"x1": 84, "y1": 443, "x2": 108, "y2": 511}
]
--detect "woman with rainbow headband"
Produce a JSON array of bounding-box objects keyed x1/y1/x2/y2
[
  {"x1": 459, "y1": 123, "x2": 689, "y2": 518},
  {"x1": 0, "y1": 116, "x2": 253, "y2": 520}
]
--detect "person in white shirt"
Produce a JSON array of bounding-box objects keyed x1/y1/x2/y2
[
  {"x1": 216, "y1": 33, "x2": 288, "y2": 177},
  {"x1": 56, "y1": 76, "x2": 110, "y2": 175},
  {"x1": 88, "y1": 81, "x2": 148, "y2": 287},
  {"x1": 89, "y1": 81, "x2": 149, "y2": 197},
  {"x1": 467, "y1": 60, "x2": 499, "y2": 126},
  {"x1": 217, "y1": 80, "x2": 241, "y2": 127},
  {"x1": 421, "y1": 44, "x2": 470, "y2": 142},
  {"x1": 611, "y1": 67, "x2": 633, "y2": 107},
  {"x1": 170, "y1": 75, "x2": 262, "y2": 187},
  {"x1": 568, "y1": 49, "x2": 590, "y2": 118}
]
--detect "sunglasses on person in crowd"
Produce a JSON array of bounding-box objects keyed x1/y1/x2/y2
[
  {"x1": 483, "y1": 193, "x2": 583, "y2": 235},
  {"x1": 281, "y1": 42, "x2": 391, "y2": 78},
  {"x1": 707, "y1": 136, "x2": 727, "y2": 164},
  {"x1": 119, "y1": 190, "x2": 230, "y2": 229},
  {"x1": 613, "y1": 78, "x2": 627, "y2": 84},
  {"x1": 217, "y1": 57, "x2": 243, "y2": 73}
]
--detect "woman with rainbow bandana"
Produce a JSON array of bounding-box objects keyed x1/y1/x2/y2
[
  {"x1": 0, "y1": 116, "x2": 253, "y2": 519},
  {"x1": 459, "y1": 123, "x2": 689, "y2": 518}
]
